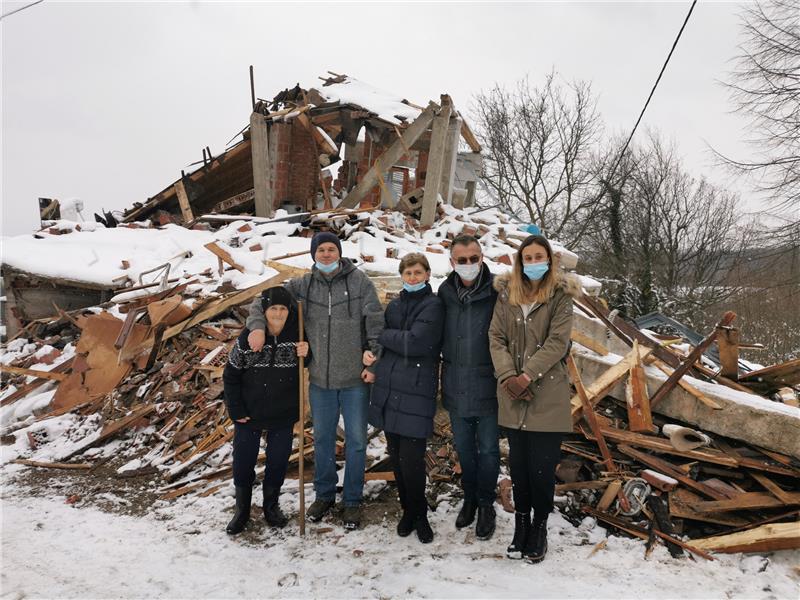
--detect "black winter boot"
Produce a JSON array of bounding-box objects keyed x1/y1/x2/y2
[
  {"x1": 397, "y1": 511, "x2": 414, "y2": 537},
  {"x1": 226, "y1": 486, "x2": 252, "y2": 535},
  {"x1": 414, "y1": 514, "x2": 434, "y2": 544},
  {"x1": 506, "y1": 512, "x2": 531, "y2": 559},
  {"x1": 524, "y1": 519, "x2": 548, "y2": 563},
  {"x1": 262, "y1": 486, "x2": 288, "y2": 528},
  {"x1": 306, "y1": 498, "x2": 335, "y2": 522},
  {"x1": 475, "y1": 505, "x2": 496, "y2": 540},
  {"x1": 455, "y1": 499, "x2": 477, "y2": 529}
]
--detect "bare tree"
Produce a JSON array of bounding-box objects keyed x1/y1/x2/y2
[
  {"x1": 581, "y1": 133, "x2": 746, "y2": 325},
  {"x1": 722, "y1": 0, "x2": 800, "y2": 211},
  {"x1": 472, "y1": 72, "x2": 604, "y2": 247}
]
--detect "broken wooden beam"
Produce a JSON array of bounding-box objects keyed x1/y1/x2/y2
[
  {"x1": 0, "y1": 365, "x2": 68, "y2": 382},
  {"x1": 690, "y1": 522, "x2": 800, "y2": 554},
  {"x1": 649, "y1": 311, "x2": 736, "y2": 408}
]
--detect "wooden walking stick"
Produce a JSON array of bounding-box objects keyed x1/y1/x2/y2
[{"x1": 297, "y1": 300, "x2": 306, "y2": 536}]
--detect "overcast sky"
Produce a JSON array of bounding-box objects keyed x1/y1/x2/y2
[{"x1": 2, "y1": 1, "x2": 756, "y2": 237}]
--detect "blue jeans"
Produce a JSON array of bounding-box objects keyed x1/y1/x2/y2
[
  {"x1": 309, "y1": 383, "x2": 369, "y2": 506},
  {"x1": 449, "y1": 413, "x2": 500, "y2": 506}
]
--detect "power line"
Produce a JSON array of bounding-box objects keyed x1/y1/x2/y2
[
  {"x1": 606, "y1": 0, "x2": 699, "y2": 183},
  {"x1": 1, "y1": 0, "x2": 44, "y2": 20}
]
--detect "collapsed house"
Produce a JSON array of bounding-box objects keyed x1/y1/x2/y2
[{"x1": 1, "y1": 73, "x2": 798, "y2": 558}]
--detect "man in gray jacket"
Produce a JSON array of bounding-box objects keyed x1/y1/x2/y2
[{"x1": 246, "y1": 232, "x2": 383, "y2": 529}]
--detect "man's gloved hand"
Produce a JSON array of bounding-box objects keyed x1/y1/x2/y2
[
  {"x1": 501, "y1": 373, "x2": 533, "y2": 401},
  {"x1": 248, "y1": 329, "x2": 266, "y2": 352}
]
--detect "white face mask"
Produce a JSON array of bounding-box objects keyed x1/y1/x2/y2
[{"x1": 453, "y1": 263, "x2": 481, "y2": 282}]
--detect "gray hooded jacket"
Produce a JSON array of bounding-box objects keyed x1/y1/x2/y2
[{"x1": 246, "y1": 258, "x2": 384, "y2": 390}]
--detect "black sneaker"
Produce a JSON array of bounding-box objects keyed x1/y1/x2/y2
[
  {"x1": 524, "y1": 520, "x2": 548, "y2": 563},
  {"x1": 455, "y1": 499, "x2": 477, "y2": 529},
  {"x1": 475, "y1": 505, "x2": 496, "y2": 540},
  {"x1": 306, "y1": 498, "x2": 335, "y2": 522},
  {"x1": 342, "y1": 505, "x2": 361, "y2": 530},
  {"x1": 506, "y1": 512, "x2": 531, "y2": 559},
  {"x1": 397, "y1": 511, "x2": 414, "y2": 537},
  {"x1": 414, "y1": 515, "x2": 434, "y2": 544}
]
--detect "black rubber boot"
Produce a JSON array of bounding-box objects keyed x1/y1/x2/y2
[
  {"x1": 506, "y1": 512, "x2": 531, "y2": 559},
  {"x1": 455, "y1": 499, "x2": 477, "y2": 529},
  {"x1": 226, "y1": 486, "x2": 252, "y2": 535},
  {"x1": 263, "y1": 486, "x2": 288, "y2": 528},
  {"x1": 397, "y1": 511, "x2": 414, "y2": 537},
  {"x1": 414, "y1": 514, "x2": 434, "y2": 544},
  {"x1": 524, "y1": 519, "x2": 548, "y2": 563},
  {"x1": 475, "y1": 505, "x2": 496, "y2": 540}
]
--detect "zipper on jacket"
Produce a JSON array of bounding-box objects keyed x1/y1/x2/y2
[{"x1": 326, "y1": 281, "x2": 332, "y2": 388}]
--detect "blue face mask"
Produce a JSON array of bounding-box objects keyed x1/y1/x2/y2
[
  {"x1": 403, "y1": 281, "x2": 427, "y2": 293},
  {"x1": 315, "y1": 260, "x2": 339, "y2": 273},
  {"x1": 523, "y1": 263, "x2": 549, "y2": 281}
]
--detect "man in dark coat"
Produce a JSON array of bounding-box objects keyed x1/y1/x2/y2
[{"x1": 437, "y1": 234, "x2": 500, "y2": 540}]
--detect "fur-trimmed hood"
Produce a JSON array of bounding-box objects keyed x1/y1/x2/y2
[{"x1": 492, "y1": 270, "x2": 584, "y2": 300}]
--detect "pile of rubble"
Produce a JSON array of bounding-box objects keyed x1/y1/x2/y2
[{"x1": 2, "y1": 71, "x2": 798, "y2": 560}]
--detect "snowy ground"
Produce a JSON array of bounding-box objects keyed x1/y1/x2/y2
[{"x1": 2, "y1": 477, "x2": 798, "y2": 600}]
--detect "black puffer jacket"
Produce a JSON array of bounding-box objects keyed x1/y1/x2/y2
[
  {"x1": 437, "y1": 264, "x2": 499, "y2": 418},
  {"x1": 369, "y1": 284, "x2": 444, "y2": 439},
  {"x1": 223, "y1": 311, "x2": 310, "y2": 430}
]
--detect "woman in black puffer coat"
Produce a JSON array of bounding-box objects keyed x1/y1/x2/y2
[
  {"x1": 223, "y1": 286, "x2": 310, "y2": 535},
  {"x1": 368, "y1": 253, "x2": 444, "y2": 543}
]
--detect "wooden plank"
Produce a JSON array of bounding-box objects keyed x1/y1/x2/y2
[
  {"x1": 651, "y1": 360, "x2": 722, "y2": 409},
  {"x1": 626, "y1": 340, "x2": 653, "y2": 433},
  {"x1": 690, "y1": 523, "x2": 800, "y2": 554},
  {"x1": 688, "y1": 491, "x2": 800, "y2": 513},
  {"x1": 12, "y1": 459, "x2": 92, "y2": 470},
  {"x1": 650, "y1": 312, "x2": 737, "y2": 408},
  {"x1": 570, "y1": 345, "x2": 652, "y2": 423},
  {"x1": 567, "y1": 354, "x2": 615, "y2": 472},
  {"x1": 717, "y1": 325, "x2": 740, "y2": 381},
  {"x1": 555, "y1": 480, "x2": 610, "y2": 493},
  {"x1": 204, "y1": 242, "x2": 245, "y2": 273},
  {"x1": 739, "y1": 357, "x2": 800, "y2": 387},
  {"x1": 340, "y1": 103, "x2": 437, "y2": 209},
  {"x1": 571, "y1": 329, "x2": 609, "y2": 356},
  {"x1": 615, "y1": 445, "x2": 729, "y2": 500},
  {"x1": 420, "y1": 100, "x2": 452, "y2": 228},
  {"x1": 250, "y1": 111, "x2": 273, "y2": 218},
  {"x1": 364, "y1": 471, "x2": 396, "y2": 481},
  {"x1": 174, "y1": 180, "x2": 194, "y2": 223},
  {"x1": 459, "y1": 116, "x2": 482, "y2": 152},
  {"x1": 0, "y1": 365, "x2": 68, "y2": 382},
  {"x1": 749, "y1": 471, "x2": 797, "y2": 505},
  {"x1": 669, "y1": 488, "x2": 750, "y2": 527}
]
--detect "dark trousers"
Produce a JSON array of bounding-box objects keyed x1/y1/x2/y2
[
  {"x1": 450, "y1": 414, "x2": 500, "y2": 506},
  {"x1": 505, "y1": 429, "x2": 564, "y2": 523},
  {"x1": 232, "y1": 422, "x2": 294, "y2": 503},
  {"x1": 386, "y1": 431, "x2": 428, "y2": 518}
]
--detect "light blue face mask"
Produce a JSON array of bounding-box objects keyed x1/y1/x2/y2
[
  {"x1": 315, "y1": 260, "x2": 339, "y2": 273},
  {"x1": 523, "y1": 262, "x2": 549, "y2": 281},
  {"x1": 403, "y1": 281, "x2": 427, "y2": 293}
]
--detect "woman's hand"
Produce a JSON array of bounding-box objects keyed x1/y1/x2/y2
[
  {"x1": 248, "y1": 329, "x2": 266, "y2": 352},
  {"x1": 295, "y1": 341, "x2": 309, "y2": 357},
  {"x1": 362, "y1": 350, "x2": 377, "y2": 366},
  {"x1": 361, "y1": 368, "x2": 376, "y2": 383},
  {"x1": 236, "y1": 417, "x2": 250, "y2": 423},
  {"x1": 501, "y1": 373, "x2": 533, "y2": 401}
]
